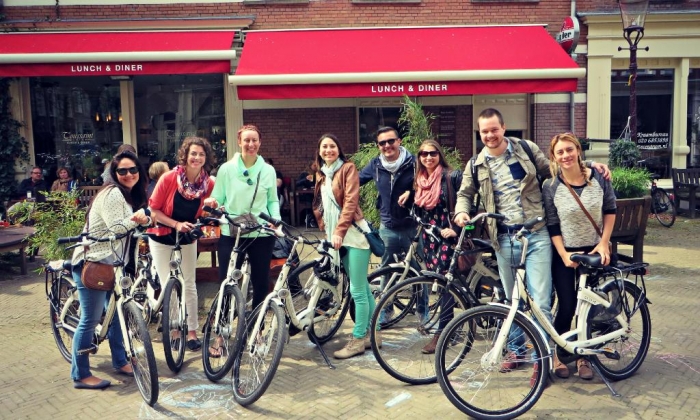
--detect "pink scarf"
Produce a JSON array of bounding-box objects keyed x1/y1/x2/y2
[
  {"x1": 414, "y1": 166, "x2": 443, "y2": 210},
  {"x1": 175, "y1": 165, "x2": 209, "y2": 200}
]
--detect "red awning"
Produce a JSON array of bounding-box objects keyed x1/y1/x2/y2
[
  {"x1": 0, "y1": 31, "x2": 237, "y2": 77},
  {"x1": 231, "y1": 26, "x2": 585, "y2": 100}
]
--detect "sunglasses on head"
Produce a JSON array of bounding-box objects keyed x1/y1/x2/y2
[
  {"x1": 419, "y1": 150, "x2": 439, "y2": 158},
  {"x1": 377, "y1": 138, "x2": 398, "y2": 147},
  {"x1": 116, "y1": 167, "x2": 139, "y2": 176}
]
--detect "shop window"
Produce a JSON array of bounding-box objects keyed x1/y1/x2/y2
[
  {"x1": 688, "y1": 69, "x2": 700, "y2": 168},
  {"x1": 359, "y1": 107, "x2": 407, "y2": 145},
  {"x1": 611, "y1": 68, "x2": 674, "y2": 177},
  {"x1": 30, "y1": 77, "x2": 122, "y2": 187},
  {"x1": 133, "y1": 74, "x2": 226, "y2": 169}
]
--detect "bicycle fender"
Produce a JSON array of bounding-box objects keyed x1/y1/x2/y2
[
  {"x1": 418, "y1": 270, "x2": 448, "y2": 282},
  {"x1": 485, "y1": 302, "x2": 553, "y2": 358},
  {"x1": 383, "y1": 263, "x2": 421, "y2": 278}
]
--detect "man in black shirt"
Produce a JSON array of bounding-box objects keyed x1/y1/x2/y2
[{"x1": 16, "y1": 166, "x2": 48, "y2": 201}]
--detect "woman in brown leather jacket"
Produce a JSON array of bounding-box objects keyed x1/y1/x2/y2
[{"x1": 312, "y1": 133, "x2": 376, "y2": 359}]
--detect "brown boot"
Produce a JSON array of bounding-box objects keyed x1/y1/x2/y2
[
  {"x1": 553, "y1": 353, "x2": 570, "y2": 379},
  {"x1": 365, "y1": 331, "x2": 382, "y2": 349},
  {"x1": 421, "y1": 333, "x2": 441, "y2": 354},
  {"x1": 577, "y1": 358, "x2": 594, "y2": 380},
  {"x1": 333, "y1": 336, "x2": 365, "y2": 359}
]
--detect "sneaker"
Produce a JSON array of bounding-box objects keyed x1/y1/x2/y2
[
  {"x1": 421, "y1": 333, "x2": 441, "y2": 355},
  {"x1": 500, "y1": 351, "x2": 525, "y2": 372},
  {"x1": 333, "y1": 336, "x2": 365, "y2": 359},
  {"x1": 577, "y1": 358, "x2": 594, "y2": 380},
  {"x1": 364, "y1": 331, "x2": 382, "y2": 349}
]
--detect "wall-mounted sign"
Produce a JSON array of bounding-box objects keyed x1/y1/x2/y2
[{"x1": 556, "y1": 16, "x2": 580, "y2": 54}]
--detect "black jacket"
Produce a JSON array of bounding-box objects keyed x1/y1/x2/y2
[{"x1": 359, "y1": 154, "x2": 416, "y2": 229}]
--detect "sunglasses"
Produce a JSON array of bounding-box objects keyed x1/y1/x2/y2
[
  {"x1": 243, "y1": 169, "x2": 254, "y2": 186},
  {"x1": 419, "y1": 150, "x2": 439, "y2": 158},
  {"x1": 116, "y1": 167, "x2": 139, "y2": 176},
  {"x1": 377, "y1": 138, "x2": 398, "y2": 147}
]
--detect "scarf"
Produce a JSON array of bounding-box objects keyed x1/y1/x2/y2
[
  {"x1": 379, "y1": 146, "x2": 408, "y2": 174},
  {"x1": 320, "y1": 158, "x2": 344, "y2": 266},
  {"x1": 175, "y1": 165, "x2": 209, "y2": 200},
  {"x1": 414, "y1": 166, "x2": 443, "y2": 211}
]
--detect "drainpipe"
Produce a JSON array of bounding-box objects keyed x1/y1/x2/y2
[{"x1": 570, "y1": 0, "x2": 577, "y2": 133}]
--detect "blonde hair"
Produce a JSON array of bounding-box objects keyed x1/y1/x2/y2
[
  {"x1": 148, "y1": 161, "x2": 169, "y2": 181},
  {"x1": 548, "y1": 132, "x2": 588, "y2": 184}
]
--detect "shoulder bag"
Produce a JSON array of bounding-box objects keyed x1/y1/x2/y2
[
  {"x1": 327, "y1": 193, "x2": 385, "y2": 257},
  {"x1": 230, "y1": 172, "x2": 262, "y2": 237},
  {"x1": 80, "y1": 197, "x2": 116, "y2": 291}
]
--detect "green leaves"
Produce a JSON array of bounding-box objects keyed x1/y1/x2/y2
[
  {"x1": 0, "y1": 78, "x2": 30, "y2": 205},
  {"x1": 611, "y1": 167, "x2": 649, "y2": 199}
]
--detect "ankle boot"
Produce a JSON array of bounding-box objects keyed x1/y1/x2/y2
[
  {"x1": 421, "y1": 333, "x2": 441, "y2": 354},
  {"x1": 553, "y1": 353, "x2": 570, "y2": 378},
  {"x1": 333, "y1": 336, "x2": 365, "y2": 359},
  {"x1": 365, "y1": 331, "x2": 382, "y2": 349}
]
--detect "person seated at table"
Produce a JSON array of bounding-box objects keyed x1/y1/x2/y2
[
  {"x1": 16, "y1": 166, "x2": 48, "y2": 201},
  {"x1": 50, "y1": 167, "x2": 78, "y2": 193},
  {"x1": 296, "y1": 160, "x2": 318, "y2": 189}
]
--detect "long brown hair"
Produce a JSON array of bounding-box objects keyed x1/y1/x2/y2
[
  {"x1": 177, "y1": 137, "x2": 216, "y2": 173},
  {"x1": 414, "y1": 139, "x2": 450, "y2": 190},
  {"x1": 316, "y1": 133, "x2": 347, "y2": 170}
]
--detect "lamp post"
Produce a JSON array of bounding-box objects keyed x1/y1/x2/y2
[{"x1": 618, "y1": 0, "x2": 650, "y2": 144}]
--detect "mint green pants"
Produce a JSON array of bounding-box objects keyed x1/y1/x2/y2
[{"x1": 341, "y1": 246, "x2": 374, "y2": 339}]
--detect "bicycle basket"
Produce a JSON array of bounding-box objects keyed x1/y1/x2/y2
[
  {"x1": 313, "y1": 255, "x2": 338, "y2": 286},
  {"x1": 588, "y1": 277, "x2": 625, "y2": 324}
]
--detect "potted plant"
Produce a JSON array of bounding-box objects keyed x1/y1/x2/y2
[{"x1": 9, "y1": 190, "x2": 86, "y2": 264}]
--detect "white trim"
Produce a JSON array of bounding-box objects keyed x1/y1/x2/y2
[
  {"x1": 0, "y1": 50, "x2": 236, "y2": 64},
  {"x1": 533, "y1": 93, "x2": 587, "y2": 104},
  {"x1": 242, "y1": 98, "x2": 357, "y2": 109},
  {"x1": 229, "y1": 68, "x2": 586, "y2": 86}
]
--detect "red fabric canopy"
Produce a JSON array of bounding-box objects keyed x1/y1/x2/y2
[
  {"x1": 232, "y1": 26, "x2": 584, "y2": 100},
  {"x1": 0, "y1": 31, "x2": 236, "y2": 77}
]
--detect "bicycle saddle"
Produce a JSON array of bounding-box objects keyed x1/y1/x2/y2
[{"x1": 570, "y1": 253, "x2": 602, "y2": 270}]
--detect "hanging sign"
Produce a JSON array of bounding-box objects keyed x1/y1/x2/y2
[{"x1": 556, "y1": 16, "x2": 580, "y2": 54}]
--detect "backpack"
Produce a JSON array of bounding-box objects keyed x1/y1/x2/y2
[{"x1": 470, "y1": 138, "x2": 543, "y2": 205}]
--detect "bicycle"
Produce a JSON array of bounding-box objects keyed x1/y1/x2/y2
[
  {"x1": 368, "y1": 211, "x2": 505, "y2": 385},
  {"x1": 434, "y1": 216, "x2": 652, "y2": 420},
  {"x1": 56, "y1": 227, "x2": 160, "y2": 406},
  {"x1": 46, "y1": 259, "x2": 79, "y2": 363},
  {"x1": 231, "y1": 212, "x2": 350, "y2": 406},
  {"x1": 649, "y1": 173, "x2": 676, "y2": 227}
]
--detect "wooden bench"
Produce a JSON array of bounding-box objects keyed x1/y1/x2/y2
[
  {"x1": 78, "y1": 186, "x2": 102, "y2": 208},
  {"x1": 672, "y1": 168, "x2": 700, "y2": 219},
  {"x1": 0, "y1": 226, "x2": 36, "y2": 275},
  {"x1": 610, "y1": 196, "x2": 651, "y2": 264}
]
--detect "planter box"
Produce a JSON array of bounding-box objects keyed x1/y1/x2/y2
[{"x1": 610, "y1": 196, "x2": 652, "y2": 264}]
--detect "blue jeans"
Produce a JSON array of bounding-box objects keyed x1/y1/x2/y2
[
  {"x1": 70, "y1": 262, "x2": 128, "y2": 381},
  {"x1": 495, "y1": 228, "x2": 553, "y2": 354}
]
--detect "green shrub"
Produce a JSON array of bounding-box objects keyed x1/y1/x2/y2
[
  {"x1": 10, "y1": 190, "x2": 86, "y2": 264},
  {"x1": 609, "y1": 139, "x2": 641, "y2": 169},
  {"x1": 611, "y1": 167, "x2": 649, "y2": 199},
  {"x1": 350, "y1": 96, "x2": 463, "y2": 224}
]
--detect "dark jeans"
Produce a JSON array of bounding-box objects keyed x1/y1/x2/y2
[
  {"x1": 552, "y1": 245, "x2": 595, "y2": 335},
  {"x1": 217, "y1": 234, "x2": 276, "y2": 311}
]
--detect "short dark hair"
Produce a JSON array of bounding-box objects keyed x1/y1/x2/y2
[
  {"x1": 477, "y1": 108, "x2": 505, "y2": 127},
  {"x1": 316, "y1": 133, "x2": 346, "y2": 169},
  {"x1": 376, "y1": 126, "x2": 399, "y2": 140}
]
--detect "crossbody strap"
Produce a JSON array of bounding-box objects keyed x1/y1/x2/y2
[
  {"x1": 561, "y1": 175, "x2": 603, "y2": 237},
  {"x1": 248, "y1": 171, "x2": 262, "y2": 211}
]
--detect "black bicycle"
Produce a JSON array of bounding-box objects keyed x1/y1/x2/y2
[{"x1": 649, "y1": 173, "x2": 676, "y2": 227}]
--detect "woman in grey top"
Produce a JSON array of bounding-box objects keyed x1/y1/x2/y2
[{"x1": 542, "y1": 133, "x2": 616, "y2": 381}]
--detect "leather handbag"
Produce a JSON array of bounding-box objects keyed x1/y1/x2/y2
[
  {"x1": 230, "y1": 172, "x2": 262, "y2": 237},
  {"x1": 81, "y1": 260, "x2": 115, "y2": 291}
]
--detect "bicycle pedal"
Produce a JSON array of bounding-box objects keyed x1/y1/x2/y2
[{"x1": 600, "y1": 347, "x2": 621, "y2": 360}]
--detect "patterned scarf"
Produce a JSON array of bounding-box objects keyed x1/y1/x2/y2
[
  {"x1": 414, "y1": 165, "x2": 443, "y2": 210},
  {"x1": 175, "y1": 165, "x2": 209, "y2": 200}
]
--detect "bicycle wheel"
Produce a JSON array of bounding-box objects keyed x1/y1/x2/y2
[
  {"x1": 202, "y1": 285, "x2": 246, "y2": 382},
  {"x1": 308, "y1": 268, "x2": 351, "y2": 344},
  {"x1": 350, "y1": 265, "x2": 420, "y2": 327},
  {"x1": 232, "y1": 301, "x2": 287, "y2": 406},
  {"x1": 588, "y1": 284, "x2": 651, "y2": 380},
  {"x1": 435, "y1": 306, "x2": 549, "y2": 420},
  {"x1": 370, "y1": 276, "x2": 470, "y2": 385},
  {"x1": 161, "y1": 278, "x2": 187, "y2": 373},
  {"x1": 652, "y1": 189, "x2": 676, "y2": 227},
  {"x1": 50, "y1": 275, "x2": 80, "y2": 363},
  {"x1": 124, "y1": 300, "x2": 159, "y2": 406}
]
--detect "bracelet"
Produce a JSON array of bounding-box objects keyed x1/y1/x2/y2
[{"x1": 144, "y1": 216, "x2": 152, "y2": 226}]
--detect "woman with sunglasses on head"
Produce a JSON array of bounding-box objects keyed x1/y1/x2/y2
[
  {"x1": 410, "y1": 139, "x2": 463, "y2": 355},
  {"x1": 311, "y1": 133, "x2": 376, "y2": 360},
  {"x1": 542, "y1": 132, "x2": 616, "y2": 380},
  {"x1": 69, "y1": 151, "x2": 152, "y2": 390},
  {"x1": 148, "y1": 137, "x2": 216, "y2": 352},
  {"x1": 203, "y1": 125, "x2": 280, "y2": 338}
]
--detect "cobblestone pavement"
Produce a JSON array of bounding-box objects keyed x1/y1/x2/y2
[{"x1": 0, "y1": 219, "x2": 699, "y2": 419}]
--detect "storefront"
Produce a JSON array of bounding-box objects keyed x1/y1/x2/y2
[
  {"x1": 582, "y1": 12, "x2": 700, "y2": 171},
  {"x1": 1, "y1": 28, "x2": 241, "y2": 186}
]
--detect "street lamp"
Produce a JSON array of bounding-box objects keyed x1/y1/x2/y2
[{"x1": 618, "y1": 0, "x2": 650, "y2": 144}]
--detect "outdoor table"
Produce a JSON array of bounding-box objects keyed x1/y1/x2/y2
[{"x1": 0, "y1": 226, "x2": 36, "y2": 274}]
